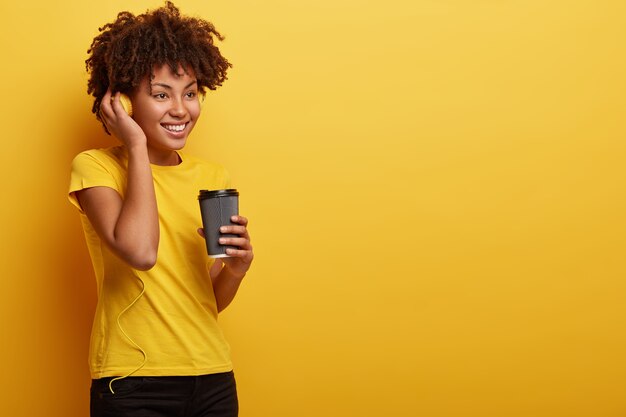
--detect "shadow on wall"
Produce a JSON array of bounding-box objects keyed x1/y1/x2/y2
[
  {"x1": 59, "y1": 94, "x2": 111, "y2": 309},
  {"x1": 50, "y1": 98, "x2": 112, "y2": 397}
]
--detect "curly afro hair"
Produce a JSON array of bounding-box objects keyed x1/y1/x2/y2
[{"x1": 86, "y1": 1, "x2": 231, "y2": 132}]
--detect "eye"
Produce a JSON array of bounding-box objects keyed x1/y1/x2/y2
[
  {"x1": 186, "y1": 91, "x2": 197, "y2": 99},
  {"x1": 154, "y1": 93, "x2": 168, "y2": 100}
]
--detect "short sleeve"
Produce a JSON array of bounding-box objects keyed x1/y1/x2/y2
[{"x1": 68, "y1": 151, "x2": 121, "y2": 212}]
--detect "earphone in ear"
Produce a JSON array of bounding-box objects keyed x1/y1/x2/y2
[
  {"x1": 110, "y1": 93, "x2": 133, "y2": 116},
  {"x1": 118, "y1": 94, "x2": 133, "y2": 116}
]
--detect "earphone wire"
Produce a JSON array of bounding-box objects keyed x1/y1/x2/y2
[{"x1": 108, "y1": 276, "x2": 148, "y2": 394}]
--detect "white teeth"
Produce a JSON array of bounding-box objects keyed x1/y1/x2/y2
[{"x1": 163, "y1": 124, "x2": 185, "y2": 132}]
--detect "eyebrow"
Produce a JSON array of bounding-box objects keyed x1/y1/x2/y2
[{"x1": 151, "y1": 80, "x2": 198, "y2": 90}]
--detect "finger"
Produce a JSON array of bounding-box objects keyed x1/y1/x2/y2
[
  {"x1": 220, "y1": 225, "x2": 249, "y2": 237},
  {"x1": 110, "y1": 92, "x2": 127, "y2": 117},
  {"x1": 100, "y1": 90, "x2": 114, "y2": 119},
  {"x1": 197, "y1": 227, "x2": 206, "y2": 238},
  {"x1": 102, "y1": 88, "x2": 112, "y2": 104},
  {"x1": 102, "y1": 89, "x2": 113, "y2": 108},
  {"x1": 220, "y1": 225, "x2": 250, "y2": 240},
  {"x1": 101, "y1": 92, "x2": 124, "y2": 130},
  {"x1": 230, "y1": 215, "x2": 248, "y2": 226},
  {"x1": 225, "y1": 247, "x2": 253, "y2": 259},
  {"x1": 219, "y1": 237, "x2": 251, "y2": 249}
]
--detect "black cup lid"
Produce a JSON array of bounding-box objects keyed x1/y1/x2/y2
[{"x1": 198, "y1": 188, "x2": 239, "y2": 200}]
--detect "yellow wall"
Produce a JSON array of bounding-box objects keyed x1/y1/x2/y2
[{"x1": 1, "y1": 1, "x2": 625, "y2": 415}]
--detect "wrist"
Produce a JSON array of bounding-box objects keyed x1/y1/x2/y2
[
  {"x1": 221, "y1": 263, "x2": 247, "y2": 281},
  {"x1": 126, "y1": 140, "x2": 148, "y2": 153}
]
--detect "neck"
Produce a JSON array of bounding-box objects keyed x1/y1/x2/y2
[{"x1": 147, "y1": 148, "x2": 181, "y2": 166}]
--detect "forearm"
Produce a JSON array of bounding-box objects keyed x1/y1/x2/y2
[
  {"x1": 212, "y1": 265, "x2": 246, "y2": 312},
  {"x1": 113, "y1": 145, "x2": 160, "y2": 269}
]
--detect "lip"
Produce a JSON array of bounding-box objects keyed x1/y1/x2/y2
[{"x1": 160, "y1": 122, "x2": 189, "y2": 138}]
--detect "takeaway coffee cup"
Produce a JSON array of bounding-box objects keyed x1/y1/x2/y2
[{"x1": 198, "y1": 189, "x2": 239, "y2": 258}]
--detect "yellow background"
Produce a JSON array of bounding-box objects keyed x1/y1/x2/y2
[{"x1": 1, "y1": 1, "x2": 625, "y2": 416}]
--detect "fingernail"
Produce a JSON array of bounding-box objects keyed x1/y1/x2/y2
[
  {"x1": 231, "y1": 215, "x2": 238, "y2": 221},
  {"x1": 220, "y1": 226, "x2": 227, "y2": 232},
  {"x1": 219, "y1": 238, "x2": 226, "y2": 244}
]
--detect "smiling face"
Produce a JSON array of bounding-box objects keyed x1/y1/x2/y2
[{"x1": 130, "y1": 64, "x2": 202, "y2": 165}]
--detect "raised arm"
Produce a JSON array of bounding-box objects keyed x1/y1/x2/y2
[{"x1": 76, "y1": 91, "x2": 159, "y2": 270}]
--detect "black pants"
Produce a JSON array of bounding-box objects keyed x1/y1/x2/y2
[{"x1": 90, "y1": 372, "x2": 238, "y2": 417}]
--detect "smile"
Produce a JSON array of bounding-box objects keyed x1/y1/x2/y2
[{"x1": 162, "y1": 123, "x2": 187, "y2": 132}]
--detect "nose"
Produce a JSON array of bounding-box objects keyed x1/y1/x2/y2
[{"x1": 169, "y1": 98, "x2": 186, "y2": 117}]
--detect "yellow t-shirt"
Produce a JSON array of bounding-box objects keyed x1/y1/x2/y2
[{"x1": 69, "y1": 146, "x2": 233, "y2": 379}]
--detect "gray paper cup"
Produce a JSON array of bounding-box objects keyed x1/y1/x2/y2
[{"x1": 198, "y1": 189, "x2": 239, "y2": 258}]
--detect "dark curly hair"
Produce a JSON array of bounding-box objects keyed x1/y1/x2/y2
[{"x1": 86, "y1": 1, "x2": 231, "y2": 132}]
